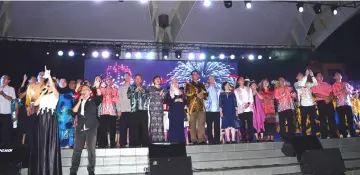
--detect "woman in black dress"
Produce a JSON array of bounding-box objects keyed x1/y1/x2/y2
[
  {"x1": 166, "y1": 79, "x2": 186, "y2": 143},
  {"x1": 29, "y1": 67, "x2": 62, "y2": 175}
]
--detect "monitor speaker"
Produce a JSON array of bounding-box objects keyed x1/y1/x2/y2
[
  {"x1": 0, "y1": 145, "x2": 27, "y2": 175},
  {"x1": 300, "y1": 148, "x2": 345, "y2": 175},
  {"x1": 281, "y1": 135, "x2": 323, "y2": 161},
  {"x1": 149, "y1": 142, "x2": 187, "y2": 158},
  {"x1": 148, "y1": 142, "x2": 192, "y2": 175}
]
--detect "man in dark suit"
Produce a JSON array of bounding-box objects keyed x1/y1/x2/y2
[{"x1": 70, "y1": 79, "x2": 102, "y2": 175}]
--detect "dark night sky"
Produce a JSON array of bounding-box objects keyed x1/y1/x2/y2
[{"x1": 316, "y1": 10, "x2": 360, "y2": 79}]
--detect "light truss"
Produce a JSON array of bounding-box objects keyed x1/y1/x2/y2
[
  {"x1": 286, "y1": 1, "x2": 360, "y2": 8},
  {"x1": 0, "y1": 37, "x2": 313, "y2": 52}
]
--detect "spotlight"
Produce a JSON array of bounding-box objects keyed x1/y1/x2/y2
[
  {"x1": 135, "y1": 52, "x2": 142, "y2": 59},
  {"x1": 46, "y1": 52, "x2": 49, "y2": 55},
  {"x1": 115, "y1": 54, "x2": 119, "y2": 57},
  {"x1": 219, "y1": 54, "x2": 225, "y2": 60},
  {"x1": 188, "y1": 53, "x2": 195, "y2": 60},
  {"x1": 82, "y1": 53, "x2": 85, "y2": 56},
  {"x1": 245, "y1": 1, "x2": 252, "y2": 9},
  {"x1": 258, "y1": 55, "x2": 262, "y2": 59},
  {"x1": 125, "y1": 52, "x2": 132, "y2": 58},
  {"x1": 224, "y1": 1, "x2": 232, "y2": 8},
  {"x1": 147, "y1": 52, "x2": 155, "y2": 59},
  {"x1": 331, "y1": 6, "x2": 338, "y2": 15},
  {"x1": 139, "y1": 0, "x2": 148, "y2": 4},
  {"x1": 199, "y1": 53, "x2": 206, "y2": 60},
  {"x1": 313, "y1": 4, "x2": 322, "y2": 14},
  {"x1": 57, "y1": 50, "x2": 63, "y2": 56},
  {"x1": 230, "y1": 54, "x2": 235, "y2": 59},
  {"x1": 162, "y1": 48, "x2": 169, "y2": 59},
  {"x1": 175, "y1": 50, "x2": 182, "y2": 59},
  {"x1": 203, "y1": 0, "x2": 212, "y2": 7},
  {"x1": 296, "y1": 2, "x2": 304, "y2": 13},
  {"x1": 269, "y1": 56, "x2": 272, "y2": 59},
  {"x1": 248, "y1": 54, "x2": 254, "y2": 60},
  {"x1": 92, "y1": 51, "x2": 99, "y2": 58},
  {"x1": 68, "y1": 50, "x2": 75, "y2": 57},
  {"x1": 211, "y1": 55, "x2": 215, "y2": 60},
  {"x1": 102, "y1": 51, "x2": 110, "y2": 58},
  {"x1": 242, "y1": 56, "x2": 244, "y2": 59}
]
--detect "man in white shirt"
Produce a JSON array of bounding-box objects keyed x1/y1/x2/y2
[
  {"x1": 294, "y1": 70, "x2": 318, "y2": 136},
  {"x1": 0, "y1": 75, "x2": 16, "y2": 146},
  {"x1": 234, "y1": 77, "x2": 254, "y2": 142},
  {"x1": 116, "y1": 72, "x2": 132, "y2": 147}
]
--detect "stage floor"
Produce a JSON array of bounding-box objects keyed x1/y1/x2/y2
[{"x1": 21, "y1": 137, "x2": 360, "y2": 175}]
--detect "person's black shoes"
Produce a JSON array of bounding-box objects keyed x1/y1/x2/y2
[{"x1": 89, "y1": 171, "x2": 95, "y2": 175}]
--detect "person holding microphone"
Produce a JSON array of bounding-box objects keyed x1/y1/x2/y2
[{"x1": 69, "y1": 79, "x2": 102, "y2": 175}]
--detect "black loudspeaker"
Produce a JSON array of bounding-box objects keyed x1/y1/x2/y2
[
  {"x1": 300, "y1": 148, "x2": 345, "y2": 175},
  {"x1": 148, "y1": 142, "x2": 192, "y2": 175},
  {"x1": 158, "y1": 14, "x2": 169, "y2": 29},
  {"x1": 281, "y1": 135, "x2": 323, "y2": 161},
  {"x1": 149, "y1": 142, "x2": 187, "y2": 158},
  {"x1": 149, "y1": 156, "x2": 193, "y2": 175},
  {"x1": 0, "y1": 146, "x2": 27, "y2": 175}
]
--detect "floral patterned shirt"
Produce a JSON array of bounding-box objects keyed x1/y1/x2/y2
[
  {"x1": 274, "y1": 86, "x2": 295, "y2": 112},
  {"x1": 332, "y1": 82, "x2": 353, "y2": 107},
  {"x1": 100, "y1": 86, "x2": 118, "y2": 116},
  {"x1": 259, "y1": 90, "x2": 275, "y2": 115}
]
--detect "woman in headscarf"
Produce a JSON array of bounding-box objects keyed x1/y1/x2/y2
[{"x1": 166, "y1": 78, "x2": 186, "y2": 143}]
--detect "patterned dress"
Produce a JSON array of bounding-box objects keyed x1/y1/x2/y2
[
  {"x1": 149, "y1": 86, "x2": 165, "y2": 142},
  {"x1": 56, "y1": 88, "x2": 74, "y2": 148}
]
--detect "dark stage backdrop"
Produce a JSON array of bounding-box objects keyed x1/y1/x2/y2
[{"x1": 84, "y1": 59, "x2": 238, "y2": 88}]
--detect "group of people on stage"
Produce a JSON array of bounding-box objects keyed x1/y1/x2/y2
[{"x1": 0, "y1": 67, "x2": 359, "y2": 175}]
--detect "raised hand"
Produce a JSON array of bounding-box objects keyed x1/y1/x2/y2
[
  {"x1": 43, "y1": 66, "x2": 51, "y2": 79},
  {"x1": 23, "y1": 74, "x2": 27, "y2": 81},
  {"x1": 94, "y1": 79, "x2": 101, "y2": 88}
]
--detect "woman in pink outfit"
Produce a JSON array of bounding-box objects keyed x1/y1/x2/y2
[{"x1": 250, "y1": 82, "x2": 266, "y2": 141}]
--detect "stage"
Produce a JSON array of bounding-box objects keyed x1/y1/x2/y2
[{"x1": 19, "y1": 137, "x2": 360, "y2": 175}]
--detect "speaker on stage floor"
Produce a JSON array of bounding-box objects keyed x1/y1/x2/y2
[
  {"x1": 148, "y1": 142, "x2": 193, "y2": 175},
  {"x1": 300, "y1": 148, "x2": 345, "y2": 175},
  {"x1": 281, "y1": 135, "x2": 323, "y2": 161},
  {"x1": 0, "y1": 145, "x2": 28, "y2": 175}
]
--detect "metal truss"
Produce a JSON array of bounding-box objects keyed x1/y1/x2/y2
[
  {"x1": 286, "y1": 1, "x2": 360, "y2": 8},
  {"x1": 0, "y1": 37, "x2": 313, "y2": 52}
]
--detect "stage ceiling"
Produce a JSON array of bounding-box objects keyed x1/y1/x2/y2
[{"x1": 0, "y1": 1, "x2": 359, "y2": 48}]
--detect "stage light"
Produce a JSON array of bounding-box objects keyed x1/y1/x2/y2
[
  {"x1": 248, "y1": 54, "x2": 254, "y2": 60},
  {"x1": 219, "y1": 54, "x2": 225, "y2": 60},
  {"x1": 135, "y1": 52, "x2": 142, "y2": 59},
  {"x1": 46, "y1": 52, "x2": 49, "y2": 55},
  {"x1": 68, "y1": 50, "x2": 75, "y2": 57},
  {"x1": 211, "y1": 55, "x2": 215, "y2": 60},
  {"x1": 269, "y1": 56, "x2": 272, "y2": 59},
  {"x1": 175, "y1": 50, "x2": 182, "y2": 59},
  {"x1": 82, "y1": 53, "x2": 85, "y2": 56},
  {"x1": 188, "y1": 53, "x2": 195, "y2": 60},
  {"x1": 245, "y1": 1, "x2": 252, "y2": 9},
  {"x1": 140, "y1": 0, "x2": 148, "y2": 4},
  {"x1": 125, "y1": 52, "x2": 132, "y2": 58},
  {"x1": 230, "y1": 55, "x2": 235, "y2": 59},
  {"x1": 224, "y1": 1, "x2": 232, "y2": 8},
  {"x1": 203, "y1": 0, "x2": 212, "y2": 7},
  {"x1": 199, "y1": 53, "x2": 206, "y2": 60},
  {"x1": 242, "y1": 56, "x2": 245, "y2": 59},
  {"x1": 296, "y1": 2, "x2": 304, "y2": 12},
  {"x1": 313, "y1": 4, "x2": 322, "y2": 14},
  {"x1": 102, "y1": 51, "x2": 110, "y2": 59},
  {"x1": 115, "y1": 54, "x2": 119, "y2": 57},
  {"x1": 147, "y1": 52, "x2": 155, "y2": 59},
  {"x1": 258, "y1": 55, "x2": 262, "y2": 59},
  {"x1": 164, "y1": 55, "x2": 168, "y2": 59},
  {"x1": 58, "y1": 50, "x2": 63, "y2": 56},
  {"x1": 162, "y1": 48, "x2": 169, "y2": 59},
  {"x1": 92, "y1": 51, "x2": 99, "y2": 58},
  {"x1": 331, "y1": 6, "x2": 338, "y2": 15}
]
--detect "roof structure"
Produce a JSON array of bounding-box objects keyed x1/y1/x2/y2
[{"x1": 0, "y1": 1, "x2": 359, "y2": 49}]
